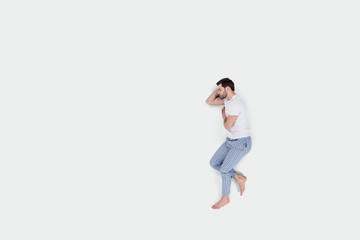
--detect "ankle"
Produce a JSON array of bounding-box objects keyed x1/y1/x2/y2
[
  {"x1": 222, "y1": 195, "x2": 230, "y2": 200},
  {"x1": 236, "y1": 174, "x2": 245, "y2": 179}
]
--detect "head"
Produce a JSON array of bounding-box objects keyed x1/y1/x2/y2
[{"x1": 216, "y1": 78, "x2": 235, "y2": 99}]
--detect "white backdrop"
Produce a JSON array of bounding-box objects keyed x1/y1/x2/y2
[{"x1": 1, "y1": 0, "x2": 360, "y2": 239}]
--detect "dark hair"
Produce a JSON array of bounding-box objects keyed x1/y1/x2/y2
[{"x1": 216, "y1": 78, "x2": 235, "y2": 91}]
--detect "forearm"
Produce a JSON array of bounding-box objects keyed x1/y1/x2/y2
[
  {"x1": 206, "y1": 90, "x2": 219, "y2": 103},
  {"x1": 224, "y1": 117, "x2": 235, "y2": 131},
  {"x1": 223, "y1": 118, "x2": 228, "y2": 130}
]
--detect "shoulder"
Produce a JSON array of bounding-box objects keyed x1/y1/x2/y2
[
  {"x1": 228, "y1": 97, "x2": 244, "y2": 110},
  {"x1": 233, "y1": 95, "x2": 245, "y2": 105}
]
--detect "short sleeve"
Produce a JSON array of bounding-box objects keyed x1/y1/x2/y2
[{"x1": 227, "y1": 102, "x2": 241, "y2": 116}]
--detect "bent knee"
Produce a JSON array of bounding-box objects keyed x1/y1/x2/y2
[
  {"x1": 219, "y1": 166, "x2": 230, "y2": 174},
  {"x1": 210, "y1": 159, "x2": 221, "y2": 169},
  {"x1": 209, "y1": 160, "x2": 217, "y2": 168}
]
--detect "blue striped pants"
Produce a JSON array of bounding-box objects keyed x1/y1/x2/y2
[{"x1": 210, "y1": 136, "x2": 252, "y2": 196}]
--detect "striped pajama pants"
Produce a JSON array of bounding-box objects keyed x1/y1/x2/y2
[{"x1": 210, "y1": 136, "x2": 252, "y2": 196}]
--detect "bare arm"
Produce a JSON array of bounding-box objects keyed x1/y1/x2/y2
[
  {"x1": 221, "y1": 107, "x2": 238, "y2": 130},
  {"x1": 224, "y1": 115, "x2": 238, "y2": 130},
  {"x1": 205, "y1": 90, "x2": 224, "y2": 106}
]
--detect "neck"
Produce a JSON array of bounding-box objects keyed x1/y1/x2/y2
[{"x1": 226, "y1": 91, "x2": 235, "y2": 100}]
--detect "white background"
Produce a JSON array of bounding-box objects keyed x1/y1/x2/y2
[{"x1": 1, "y1": 0, "x2": 360, "y2": 239}]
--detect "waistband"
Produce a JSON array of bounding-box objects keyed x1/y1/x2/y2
[
  {"x1": 226, "y1": 136, "x2": 251, "y2": 141},
  {"x1": 226, "y1": 137, "x2": 240, "y2": 141}
]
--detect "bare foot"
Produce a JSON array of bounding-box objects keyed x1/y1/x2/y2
[
  {"x1": 234, "y1": 174, "x2": 247, "y2": 196},
  {"x1": 211, "y1": 196, "x2": 230, "y2": 209}
]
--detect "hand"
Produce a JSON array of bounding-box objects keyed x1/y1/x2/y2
[{"x1": 222, "y1": 107, "x2": 227, "y2": 120}]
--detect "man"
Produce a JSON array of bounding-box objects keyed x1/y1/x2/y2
[{"x1": 206, "y1": 78, "x2": 252, "y2": 209}]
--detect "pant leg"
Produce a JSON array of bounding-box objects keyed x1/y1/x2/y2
[
  {"x1": 209, "y1": 141, "x2": 230, "y2": 172},
  {"x1": 220, "y1": 137, "x2": 252, "y2": 196}
]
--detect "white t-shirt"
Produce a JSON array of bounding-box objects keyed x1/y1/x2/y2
[{"x1": 223, "y1": 94, "x2": 251, "y2": 139}]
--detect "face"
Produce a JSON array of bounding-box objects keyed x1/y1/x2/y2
[{"x1": 217, "y1": 84, "x2": 227, "y2": 99}]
